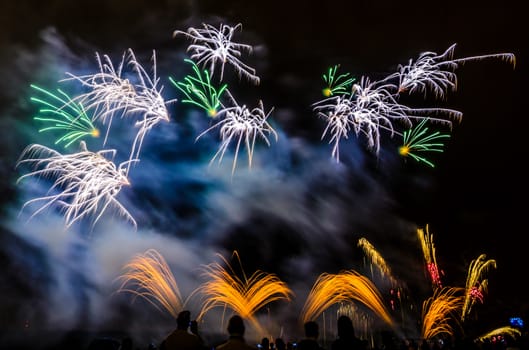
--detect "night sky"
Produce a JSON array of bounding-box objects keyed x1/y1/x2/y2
[{"x1": 0, "y1": 0, "x2": 527, "y2": 349}]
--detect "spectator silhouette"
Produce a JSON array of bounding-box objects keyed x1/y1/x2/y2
[
  {"x1": 330, "y1": 315, "x2": 365, "y2": 350},
  {"x1": 296, "y1": 321, "x2": 325, "y2": 350},
  {"x1": 260, "y1": 337, "x2": 270, "y2": 350},
  {"x1": 190, "y1": 320, "x2": 209, "y2": 350},
  {"x1": 215, "y1": 315, "x2": 257, "y2": 350},
  {"x1": 160, "y1": 310, "x2": 205, "y2": 350},
  {"x1": 275, "y1": 338, "x2": 286, "y2": 350}
]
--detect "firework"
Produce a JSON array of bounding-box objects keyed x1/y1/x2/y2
[
  {"x1": 116, "y1": 249, "x2": 185, "y2": 318},
  {"x1": 417, "y1": 225, "x2": 443, "y2": 289},
  {"x1": 169, "y1": 58, "x2": 228, "y2": 117},
  {"x1": 394, "y1": 43, "x2": 515, "y2": 99},
  {"x1": 421, "y1": 286, "x2": 464, "y2": 340},
  {"x1": 125, "y1": 49, "x2": 174, "y2": 168},
  {"x1": 300, "y1": 270, "x2": 394, "y2": 329},
  {"x1": 173, "y1": 23, "x2": 260, "y2": 84},
  {"x1": 30, "y1": 84, "x2": 100, "y2": 148},
  {"x1": 15, "y1": 141, "x2": 136, "y2": 229},
  {"x1": 348, "y1": 76, "x2": 404, "y2": 154},
  {"x1": 461, "y1": 254, "x2": 497, "y2": 322},
  {"x1": 62, "y1": 51, "x2": 136, "y2": 145},
  {"x1": 399, "y1": 118, "x2": 451, "y2": 168},
  {"x1": 312, "y1": 44, "x2": 514, "y2": 162},
  {"x1": 196, "y1": 93, "x2": 278, "y2": 175},
  {"x1": 475, "y1": 326, "x2": 521, "y2": 343},
  {"x1": 63, "y1": 49, "x2": 174, "y2": 172},
  {"x1": 313, "y1": 76, "x2": 407, "y2": 158},
  {"x1": 321, "y1": 64, "x2": 355, "y2": 97},
  {"x1": 193, "y1": 251, "x2": 293, "y2": 336},
  {"x1": 312, "y1": 95, "x2": 355, "y2": 162},
  {"x1": 358, "y1": 237, "x2": 398, "y2": 286}
]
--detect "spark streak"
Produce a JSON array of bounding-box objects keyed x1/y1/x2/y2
[
  {"x1": 196, "y1": 94, "x2": 278, "y2": 175},
  {"x1": 62, "y1": 51, "x2": 136, "y2": 145},
  {"x1": 399, "y1": 118, "x2": 451, "y2": 168},
  {"x1": 116, "y1": 249, "x2": 185, "y2": 318},
  {"x1": 395, "y1": 43, "x2": 515, "y2": 98},
  {"x1": 358, "y1": 237, "x2": 398, "y2": 286},
  {"x1": 461, "y1": 254, "x2": 496, "y2": 322},
  {"x1": 173, "y1": 23, "x2": 260, "y2": 84},
  {"x1": 300, "y1": 270, "x2": 394, "y2": 329},
  {"x1": 169, "y1": 58, "x2": 228, "y2": 118},
  {"x1": 417, "y1": 225, "x2": 443, "y2": 289},
  {"x1": 30, "y1": 84, "x2": 100, "y2": 148},
  {"x1": 476, "y1": 326, "x2": 521, "y2": 343},
  {"x1": 421, "y1": 286, "x2": 464, "y2": 340},
  {"x1": 63, "y1": 49, "x2": 174, "y2": 173},
  {"x1": 16, "y1": 141, "x2": 136, "y2": 230},
  {"x1": 322, "y1": 64, "x2": 355, "y2": 97},
  {"x1": 193, "y1": 251, "x2": 293, "y2": 336}
]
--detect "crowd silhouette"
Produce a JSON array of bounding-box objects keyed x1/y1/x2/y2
[{"x1": 75, "y1": 311, "x2": 529, "y2": 350}]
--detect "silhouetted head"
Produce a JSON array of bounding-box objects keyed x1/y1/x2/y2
[
  {"x1": 177, "y1": 310, "x2": 191, "y2": 330},
  {"x1": 275, "y1": 337, "x2": 286, "y2": 350},
  {"x1": 261, "y1": 337, "x2": 270, "y2": 349},
  {"x1": 227, "y1": 315, "x2": 246, "y2": 336},
  {"x1": 337, "y1": 315, "x2": 355, "y2": 337},
  {"x1": 304, "y1": 321, "x2": 319, "y2": 338}
]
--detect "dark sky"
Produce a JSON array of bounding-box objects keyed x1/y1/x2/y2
[{"x1": 0, "y1": 0, "x2": 527, "y2": 348}]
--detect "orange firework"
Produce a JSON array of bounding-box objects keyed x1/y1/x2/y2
[
  {"x1": 476, "y1": 326, "x2": 521, "y2": 343},
  {"x1": 358, "y1": 237, "x2": 398, "y2": 286},
  {"x1": 417, "y1": 225, "x2": 443, "y2": 289},
  {"x1": 300, "y1": 269, "x2": 394, "y2": 328},
  {"x1": 461, "y1": 254, "x2": 496, "y2": 322},
  {"x1": 193, "y1": 251, "x2": 293, "y2": 336},
  {"x1": 421, "y1": 286, "x2": 464, "y2": 340},
  {"x1": 115, "y1": 249, "x2": 184, "y2": 318}
]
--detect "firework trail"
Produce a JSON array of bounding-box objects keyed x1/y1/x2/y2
[
  {"x1": 349, "y1": 77, "x2": 402, "y2": 154},
  {"x1": 398, "y1": 118, "x2": 451, "y2": 168},
  {"x1": 358, "y1": 237, "x2": 398, "y2": 286},
  {"x1": 417, "y1": 225, "x2": 443, "y2": 289},
  {"x1": 313, "y1": 45, "x2": 514, "y2": 162},
  {"x1": 62, "y1": 51, "x2": 137, "y2": 145},
  {"x1": 312, "y1": 76, "x2": 401, "y2": 159},
  {"x1": 312, "y1": 95, "x2": 355, "y2": 162},
  {"x1": 15, "y1": 141, "x2": 136, "y2": 230},
  {"x1": 421, "y1": 286, "x2": 464, "y2": 340},
  {"x1": 313, "y1": 75, "x2": 459, "y2": 161},
  {"x1": 63, "y1": 49, "x2": 174, "y2": 174},
  {"x1": 169, "y1": 58, "x2": 228, "y2": 118},
  {"x1": 30, "y1": 84, "x2": 100, "y2": 148},
  {"x1": 193, "y1": 251, "x2": 293, "y2": 336},
  {"x1": 321, "y1": 64, "x2": 355, "y2": 97},
  {"x1": 125, "y1": 49, "x2": 174, "y2": 170},
  {"x1": 173, "y1": 22, "x2": 260, "y2": 84},
  {"x1": 115, "y1": 249, "x2": 185, "y2": 318},
  {"x1": 393, "y1": 43, "x2": 516, "y2": 98},
  {"x1": 475, "y1": 326, "x2": 521, "y2": 343},
  {"x1": 195, "y1": 92, "x2": 278, "y2": 175},
  {"x1": 461, "y1": 254, "x2": 496, "y2": 322},
  {"x1": 300, "y1": 269, "x2": 394, "y2": 329}
]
